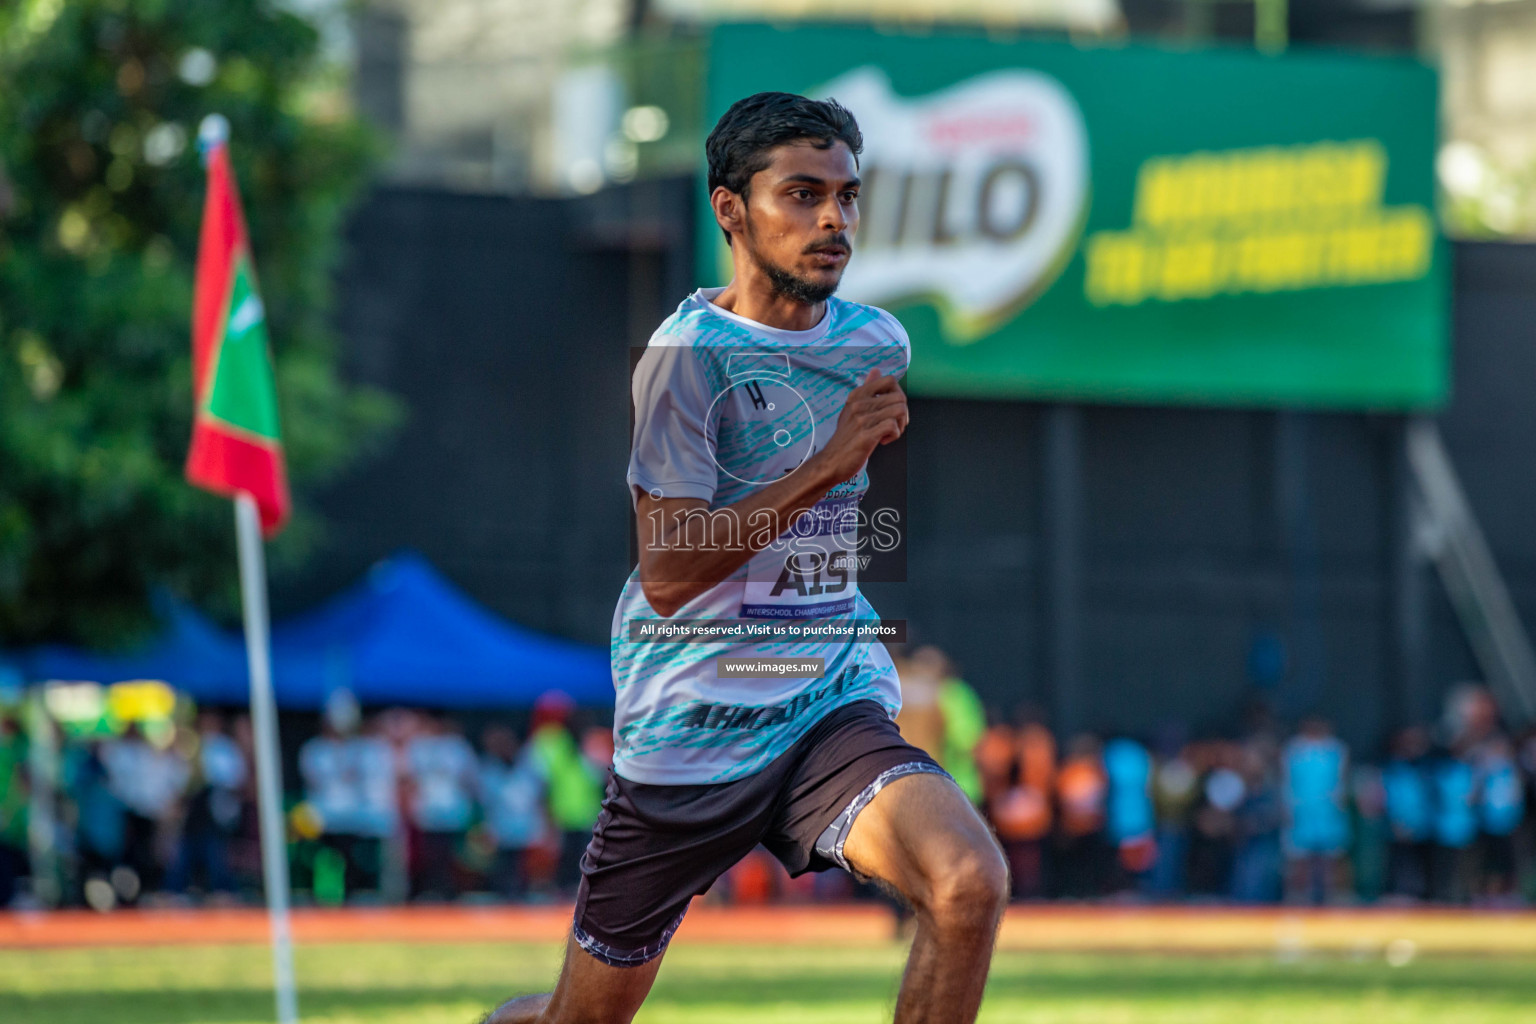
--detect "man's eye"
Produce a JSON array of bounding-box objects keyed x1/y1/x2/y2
[
  {"x1": 792, "y1": 190, "x2": 813, "y2": 200},
  {"x1": 842, "y1": 192, "x2": 859, "y2": 203}
]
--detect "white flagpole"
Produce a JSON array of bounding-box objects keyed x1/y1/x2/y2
[{"x1": 235, "y1": 491, "x2": 299, "y2": 1024}]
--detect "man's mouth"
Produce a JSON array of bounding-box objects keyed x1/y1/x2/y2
[{"x1": 807, "y1": 245, "x2": 849, "y2": 265}]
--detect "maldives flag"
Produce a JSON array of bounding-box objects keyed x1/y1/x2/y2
[{"x1": 186, "y1": 138, "x2": 291, "y2": 537}]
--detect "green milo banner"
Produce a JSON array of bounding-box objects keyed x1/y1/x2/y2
[{"x1": 702, "y1": 24, "x2": 1447, "y2": 409}]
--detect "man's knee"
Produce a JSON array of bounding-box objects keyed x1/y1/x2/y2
[{"x1": 921, "y1": 837, "x2": 1009, "y2": 929}]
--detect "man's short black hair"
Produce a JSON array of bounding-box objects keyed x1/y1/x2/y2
[{"x1": 706, "y1": 92, "x2": 863, "y2": 240}]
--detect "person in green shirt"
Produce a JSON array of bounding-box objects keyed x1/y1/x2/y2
[
  {"x1": 524, "y1": 692, "x2": 604, "y2": 894},
  {"x1": 0, "y1": 714, "x2": 29, "y2": 907},
  {"x1": 912, "y1": 647, "x2": 986, "y2": 806}
]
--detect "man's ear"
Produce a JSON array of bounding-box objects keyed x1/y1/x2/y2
[{"x1": 711, "y1": 185, "x2": 744, "y2": 242}]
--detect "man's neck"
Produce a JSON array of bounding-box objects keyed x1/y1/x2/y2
[{"x1": 709, "y1": 265, "x2": 825, "y2": 331}]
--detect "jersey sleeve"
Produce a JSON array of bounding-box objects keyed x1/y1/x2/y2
[
  {"x1": 874, "y1": 308, "x2": 911, "y2": 379},
  {"x1": 626, "y1": 342, "x2": 718, "y2": 507}
]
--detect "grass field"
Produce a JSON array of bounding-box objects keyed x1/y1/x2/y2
[{"x1": 5, "y1": 940, "x2": 1536, "y2": 1024}]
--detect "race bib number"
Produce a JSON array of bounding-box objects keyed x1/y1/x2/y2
[{"x1": 742, "y1": 496, "x2": 860, "y2": 619}]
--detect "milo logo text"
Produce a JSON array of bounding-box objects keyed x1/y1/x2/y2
[{"x1": 815, "y1": 67, "x2": 1090, "y2": 341}]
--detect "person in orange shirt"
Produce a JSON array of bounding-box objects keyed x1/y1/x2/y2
[
  {"x1": 990, "y1": 721, "x2": 1056, "y2": 899},
  {"x1": 1019, "y1": 721, "x2": 1056, "y2": 799},
  {"x1": 975, "y1": 722, "x2": 1016, "y2": 809},
  {"x1": 1055, "y1": 735, "x2": 1108, "y2": 898}
]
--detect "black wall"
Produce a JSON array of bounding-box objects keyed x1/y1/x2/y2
[{"x1": 283, "y1": 182, "x2": 1535, "y2": 754}]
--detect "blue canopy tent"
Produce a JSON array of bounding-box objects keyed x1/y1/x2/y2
[
  {"x1": 20, "y1": 553, "x2": 613, "y2": 710},
  {"x1": 23, "y1": 595, "x2": 253, "y2": 704},
  {"x1": 268, "y1": 552, "x2": 613, "y2": 709}
]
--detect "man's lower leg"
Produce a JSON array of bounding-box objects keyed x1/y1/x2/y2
[
  {"x1": 478, "y1": 933, "x2": 663, "y2": 1024},
  {"x1": 890, "y1": 862, "x2": 1006, "y2": 1024},
  {"x1": 480, "y1": 993, "x2": 550, "y2": 1024}
]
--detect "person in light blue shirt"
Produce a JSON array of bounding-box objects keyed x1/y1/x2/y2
[
  {"x1": 1431, "y1": 749, "x2": 1477, "y2": 902},
  {"x1": 405, "y1": 717, "x2": 478, "y2": 899},
  {"x1": 1475, "y1": 735, "x2": 1524, "y2": 900},
  {"x1": 1103, "y1": 737, "x2": 1155, "y2": 891},
  {"x1": 1104, "y1": 738, "x2": 1154, "y2": 845},
  {"x1": 168, "y1": 710, "x2": 248, "y2": 897},
  {"x1": 479, "y1": 724, "x2": 549, "y2": 900},
  {"x1": 1382, "y1": 726, "x2": 1434, "y2": 900},
  {"x1": 1281, "y1": 717, "x2": 1349, "y2": 905},
  {"x1": 301, "y1": 707, "x2": 399, "y2": 900}
]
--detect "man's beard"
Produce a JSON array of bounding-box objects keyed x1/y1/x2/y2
[
  {"x1": 755, "y1": 253, "x2": 840, "y2": 305},
  {"x1": 745, "y1": 227, "x2": 851, "y2": 305}
]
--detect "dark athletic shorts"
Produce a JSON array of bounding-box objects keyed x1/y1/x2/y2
[{"x1": 573, "y1": 698, "x2": 946, "y2": 967}]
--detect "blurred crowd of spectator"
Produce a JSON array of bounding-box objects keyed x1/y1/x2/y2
[
  {"x1": 893, "y1": 650, "x2": 1536, "y2": 908},
  {"x1": 290, "y1": 689, "x2": 609, "y2": 904},
  {"x1": 1, "y1": 657, "x2": 1534, "y2": 910},
  {"x1": 0, "y1": 690, "x2": 610, "y2": 910}
]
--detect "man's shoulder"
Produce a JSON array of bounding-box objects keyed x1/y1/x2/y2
[
  {"x1": 646, "y1": 290, "x2": 738, "y2": 349},
  {"x1": 645, "y1": 292, "x2": 910, "y2": 353},
  {"x1": 827, "y1": 299, "x2": 910, "y2": 351}
]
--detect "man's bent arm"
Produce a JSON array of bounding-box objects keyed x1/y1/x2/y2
[
  {"x1": 635, "y1": 454, "x2": 843, "y2": 618},
  {"x1": 636, "y1": 369, "x2": 907, "y2": 617}
]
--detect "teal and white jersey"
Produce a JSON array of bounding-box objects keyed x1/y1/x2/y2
[{"x1": 611, "y1": 287, "x2": 908, "y2": 785}]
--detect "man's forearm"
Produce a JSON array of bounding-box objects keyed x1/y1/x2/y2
[{"x1": 640, "y1": 454, "x2": 845, "y2": 615}]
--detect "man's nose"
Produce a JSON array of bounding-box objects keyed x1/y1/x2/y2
[{"x1": 819, "y1": 197, "x2": 848, "y2": 232}]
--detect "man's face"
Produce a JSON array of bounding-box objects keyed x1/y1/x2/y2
[{"x1": 737, "y1": 139, "x2": 860, "y2": 304}]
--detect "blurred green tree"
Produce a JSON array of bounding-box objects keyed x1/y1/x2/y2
[{"x1": 0, "y1": 0, "x2": 397, "y2": 648}]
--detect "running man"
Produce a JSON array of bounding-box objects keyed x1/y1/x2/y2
[{"x1": 483, "y1": 92, "x2": 1007, "y2": 1024}]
